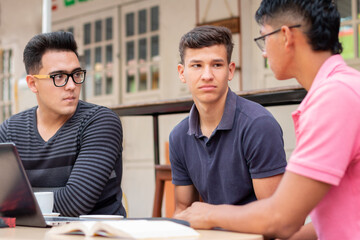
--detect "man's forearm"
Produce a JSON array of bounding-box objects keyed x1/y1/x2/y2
[
  {"x1": 173, "y1": 204, "x2": 187, "y2": 216},
  {"x1": 280, "y1": 223, "x2": 317, "y2": 240},
  {"x1": 175, "y1": 172, "x2": 330, "y2": 239},
  {"x1": 179, "y1": 200, "x2": 302, "y2": 239}
]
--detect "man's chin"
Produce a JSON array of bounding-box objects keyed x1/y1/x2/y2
[
  {"x1": 274, "y1": 73, "x2": 293, "y2": 81},
  {"x1": 61, "y1": 102, "x2": 78, "y2": 115}
]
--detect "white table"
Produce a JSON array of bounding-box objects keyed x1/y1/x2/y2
[{"x1": 0, "y1": 226, "x2": 263, "y2": 240}]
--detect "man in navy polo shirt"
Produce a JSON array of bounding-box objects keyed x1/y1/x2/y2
[{"x1": 170, "y1": 25, "x2": 287, "y2": 215}]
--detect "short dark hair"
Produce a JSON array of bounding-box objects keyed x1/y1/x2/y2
[
  {"x1": 255, "y1": 0, "x2": 342, "y2": 54},
  {"x1": 179, "y1": 25, "x2": 234, "y2": 64},
  {"x1": 23, "y1": 31, "x2": 79, "y2": 74}
]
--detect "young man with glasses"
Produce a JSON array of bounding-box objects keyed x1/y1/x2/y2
[
  {"x1": 175, "y1": 1, "x2": 360, "y2": 239},
  {"x1": 0, "y1": 31, "x2": 126, "y2": 217},
  {"x1": 170, "y1": 25, "x2": 287, "y2": 216}
]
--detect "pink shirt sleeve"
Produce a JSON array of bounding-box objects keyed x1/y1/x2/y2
[{"x1": 287, "y1": 80, "x2": 360, "y2": 186}]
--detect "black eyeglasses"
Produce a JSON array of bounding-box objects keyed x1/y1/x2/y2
[
  {"x1": 254, "y1": 24, "x2": 301, "y2": 52},
  {"x1": 33, "y1": 69, "x2": 86, "y2": 87}
]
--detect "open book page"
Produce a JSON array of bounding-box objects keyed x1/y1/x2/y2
[
  {"x1": 47, "y1": 221, "x2": 103, "y2": 237},
  {"x1": 47, "y1": 221, "x2": 112, "y2": 237},
  {"x1": 48, "y1": 220, "x2": 200, "y2": 239}
]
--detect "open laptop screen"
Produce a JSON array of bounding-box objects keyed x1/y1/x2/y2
[{"x1": 0, "y1": 143, "x2": 47, "y2": 227}]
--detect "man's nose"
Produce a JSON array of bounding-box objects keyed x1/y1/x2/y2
[
  {"x1": 65, "y1": 76, "x2": 77, "y2": 89},
  {"x1": 201, "y1": 66, "x2": 214, "y2": 80}
]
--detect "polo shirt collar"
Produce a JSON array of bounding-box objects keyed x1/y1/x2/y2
[
  {"x1": 187, "y1": 88, "x2": 236, "y2": 137},
  {"x1": 309, "y1": 54, "x2": 345, "y2": 95},
  {"x1": 299, "y1": 54, "x2": 345, "y2": 111}
]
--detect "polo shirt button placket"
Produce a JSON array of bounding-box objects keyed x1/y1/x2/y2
[{"x1": 205, "y1": 141, "x2": 213, "y2": 159}]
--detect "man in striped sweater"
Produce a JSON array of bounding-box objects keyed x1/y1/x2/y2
[{"x1": 0, "y1": 31, "x2": 126, "y2": 217}]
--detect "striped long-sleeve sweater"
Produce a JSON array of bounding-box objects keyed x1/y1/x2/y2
[{"x1": 0, "y1": 100, "x2": 126, "y2": 217}]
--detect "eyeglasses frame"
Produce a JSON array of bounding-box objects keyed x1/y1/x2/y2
[
  {"x1": 32, "y1": 69, "x2": 87, "y2": 87},
  {"x1": 254, "y1": 24, "x2": 301, "y2": 52}
]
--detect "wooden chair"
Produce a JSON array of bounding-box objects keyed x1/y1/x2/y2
[
  {"x1": 122, "y1": 192, "x2": 129, "y2": 217},
  {"x1": 152, "y1": 142, "x2": 201, "y2": 217},
  {"x1": 152, "y1": 164, "x2": 172, "y2": 217}
]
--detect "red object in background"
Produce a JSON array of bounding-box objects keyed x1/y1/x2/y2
[
  {"x1": 0, "y1": 217, "x2": 16, "y2": 228},
  {"x1": 52, "y1": 0, "x2": 58, "y2": 11}
]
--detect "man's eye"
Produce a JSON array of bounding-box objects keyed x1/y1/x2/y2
[
  {"x1": 214, "y1": 64, "x2": 222, "y2": 67},
  {"x1": 73, "y1": 72, "x2": 81, "y2": 78},
  {"x1": 54, "y1": 74, "x2": 64, "y2": 80},
  {"x1": 192, "y1": 64, "x2": 201, "y2": 68}
]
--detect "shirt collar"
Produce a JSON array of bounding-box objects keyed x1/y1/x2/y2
[
  {"x1": 309, "y1": 54, "x2": 345, "y2": 94},
  {"x1": 297, "y1": 54, "x2": 345, "y2": 112},
  {"x1": 187, "y1": 88, "x2": 236, "y2": 136}
]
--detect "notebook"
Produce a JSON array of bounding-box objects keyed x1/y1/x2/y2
[{"x1": 0, "y1": 142, "x2": 81, "y2": 227}]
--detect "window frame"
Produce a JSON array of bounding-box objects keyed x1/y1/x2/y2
[
  {"x1": 0, "y1": 49, "x2": 13, "y2": 122},
  {"x1": 53, "y1": 7, "x2": 119, "y2": 106},
  {"x1": 122, "y1": 1, "x2": 161, "y2": 100},
  {"x1": 338, "y1": 0, "x2": 360, "y2": 60}
]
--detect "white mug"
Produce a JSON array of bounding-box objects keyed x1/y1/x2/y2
[{"x1": 34, "y1": 192, "x2": 54, "y2": 214}]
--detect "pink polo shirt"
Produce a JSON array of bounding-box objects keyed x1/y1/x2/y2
[{"x1": 287, "y1": 55, "x2": 360, "y2": 239}]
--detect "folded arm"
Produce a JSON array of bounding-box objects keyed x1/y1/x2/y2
[{"x1": 54, "y1": 109, "x2": 123, "y2": 217}]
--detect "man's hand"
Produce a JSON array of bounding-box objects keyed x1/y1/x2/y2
[{"x1": 174, "y1": 201, "x2": 215, "y2": 229}]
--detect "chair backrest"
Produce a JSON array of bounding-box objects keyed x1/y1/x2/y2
[{"x1": 122, "y1": 192, "x2": 129, "y2": 217}]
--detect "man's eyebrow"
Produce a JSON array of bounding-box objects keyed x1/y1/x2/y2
[
  {"x1": 213, "y1": 59, "x2": 225, "y2": 62},
  {"x1": 49, "y1": 67, "x2": 82, "y2": 75},
  {"x1": 189, "y1": 59, "x2": 202, "y2": 63}
]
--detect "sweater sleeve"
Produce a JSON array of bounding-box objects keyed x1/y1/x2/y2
[
  {"x1": 0, "y1": 119, "x2": 9, "y2": 142},
  {"x1": 53, "y1": 107, "x2": 123, "y2": 217}
]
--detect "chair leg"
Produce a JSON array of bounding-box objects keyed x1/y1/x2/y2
[
  {"x1": 152, "y1": 176, "x2": 165, "y2": 217},
  {"x1": 152, "y1": 164, "x2": 172, "y2": 217}
]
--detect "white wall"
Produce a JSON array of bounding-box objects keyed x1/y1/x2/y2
[
  {"x1": 266, "y1": 105, "x2": 298, "y2": 160},
  {"x1": 121, "y1": 116, "x2": 155, "y2": 217},
  {"x1": 0, "y1": 0, "x2": 42, "y2": 112},
  {"x1": 159, "y1": 0, "x2": 196, "y2": 99}
]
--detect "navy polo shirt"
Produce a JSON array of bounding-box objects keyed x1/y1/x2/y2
[{"x1": 169, "y1": 88, "x2": 287, "y2": 205}]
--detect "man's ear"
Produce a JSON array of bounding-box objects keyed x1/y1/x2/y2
[
  {"x1": 228, "y1": 62, "x2": 236, "y2": 81},
  {"x1": 26, "y1": 75, "x2": 38, "y2": 93},
  {"x1": 282, "y1": 26, "x2": 295, "y2": 51},
  {"x1": 177, "y1": 64, "x2": 186, "y2": 83}
]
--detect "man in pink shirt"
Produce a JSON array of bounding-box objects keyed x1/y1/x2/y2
[{"x1": 174, "y1": 0, "x2": 360, "y2": 239}]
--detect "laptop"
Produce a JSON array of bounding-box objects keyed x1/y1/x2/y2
[
  {"x1": 0, "y1": 142, "x2": 191, "y2": 228},
  {"x1": 0, "y1": 142, "x2": 80, "y2": 227}
]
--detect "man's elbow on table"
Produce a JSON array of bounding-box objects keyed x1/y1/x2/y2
[{"x1": 260, "y1": 209, "x2": 304, "y2": 239}]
